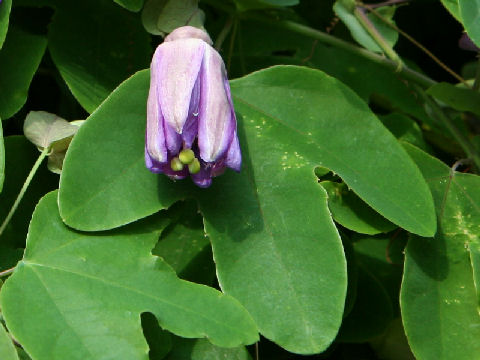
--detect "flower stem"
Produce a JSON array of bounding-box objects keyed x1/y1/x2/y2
[{"x1": 0, "y1": 146, "x2": 50, "y2": 238}]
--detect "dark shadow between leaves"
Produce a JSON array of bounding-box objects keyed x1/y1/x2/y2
[{"x1": 406, "y1": 233, "x2": 449, "y2": 281}]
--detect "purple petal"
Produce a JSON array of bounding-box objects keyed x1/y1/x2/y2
[
  {"x1": 225, "y1": 130, "x2": 241, "y2": 171},
  {"x1": 154, "y1": 39, "x2": 206, "y2": 134},
  {"x1": 197, "y1": 46, "x2": 235, "y2": 163},
  {"x1": 191, "y1": 165, "x2": 213, "y2": 188},
  {"x1": 146, "y1": 58, "x2": 167, "y2": 164},
  {"x1": 181, "y1": 77, "x2": 201, "y2": 148}
]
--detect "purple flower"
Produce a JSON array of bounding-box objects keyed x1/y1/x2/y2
[{"x1": 145, "y1": 26, "x2": 241, "y2": 188}]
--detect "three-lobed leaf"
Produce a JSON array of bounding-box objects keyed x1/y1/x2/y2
[
  {"x1": 58, "y1": 65, "x2": 436, "y2": 354},
  {"x1": 113, "y1": 0, "x2": 144, "y2": 12},
  {"x1": 1, "y1": 191, "x2": 258, "y2": 360},
  {"x1": 142, "y1": 0, "x2": 204, "y2": 36}
]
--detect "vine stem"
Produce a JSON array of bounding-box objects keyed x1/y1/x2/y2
[
  {"x1": 0, "y1": 146, "x2": 50, "y2": 238},
  {"x1": 256, "y1": 18, "x2": 436, "y2": 88},
  {"x1": 360, "y1": 1, "x2": 470, "y2": 87}
]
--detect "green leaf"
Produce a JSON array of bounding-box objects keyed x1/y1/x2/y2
[
  {"x1": 427, "y1": 82, "x2": 480, "y2": 116},
  {"x1": 0, "y1": 0, "x2": 12, "y2": 49},
  {"x1": 48, "y1": 0, "x2": 151, "y2": 113},
  {"x1": 441, "y1": 0, "x2": 462, "y2": 21},
  {"x1": 401, "y1": 143, "x2": 480, "y2": 359},
  {"x1": 166, "y1": 337, "x2": 252, "y2": 360},
  {"x1": 337, "y1": 267, "x2": 393, "y2": 343},
  {"x1": 229, "y1": 20, "x2": 431, "y2": 126},
  {"x1": 59, "y1": 70, "x2": 190, "y2": 231},
  {"x1": 0, "y1": 26, "x2": 47, "y2": 120},
  {"x1": 114, "y1": 0, "x2": 144, "y2": 12},
  {"x1": 60, "y1": 66, "x2": 435, "y2": 236},
  {"x1": 459, "y1": 0, "x2": 480, "y2": 47},
  {"x1": 229, "y1": 66, "x2": 435, "y2": 236},
  {"x1": 333, "y1": 2, "x2": 399, "y2": 53},
  {"x1": 142, "y1": 0, "x2": 204, "y2": 36},
  {"x1": 0, "y1": 191, "x2": 258, "y2": 360},
  {"x1": 0, "y1": 323, "x2": 18, "y2": 360},
  {"x1": 320, "y1": 181, "x2": 397, "y2": 235},
  {"x1": 57, "y1": 65, "x2": 434, "y2": 353}
]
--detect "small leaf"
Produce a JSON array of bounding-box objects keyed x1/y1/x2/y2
[
  {"x1": 459, "y1": 0, "x2": 480, "y2": 47},
  {"x1": 427, "y1": 82, "x2": 480, "y2": 116},
  {"x1": 321, "y1": 181, "x2": 397, "y2": 235},
  {"x1": 334, "y1": 2, "x2": 399, "y2": 53},
  {"x1": 0, "y1": 191, "x2": 259, "y2": 360},
  {"x1": 114, "y1": 0, "x2": 144, "y2": 12},
  {"x1": 0, "y1": 323, "x2": 19, "y2": 360},
  {"x1": 401, "y1": 143, "x2": 480, "y2": 359},
  {"x1": 0, "y1": 0, "x2": 12, "y2": 49},
  {"x1": 0, "y1": 26, "x2": 47, "y2": 120},
  {"x1": 142, "y1": 0, "x2": 204, "y2": 36},
  {"x1": 23, "y1": 111, "x2": 79, "y2": 150}
]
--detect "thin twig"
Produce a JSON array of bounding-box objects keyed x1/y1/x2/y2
[
  {"x1": 360, "y1": 1, "x2": 471, "y2": 87},
  {"x1": 0, "y1": 147, "x2": 49, "y2": 238},
  {"x1": 0, "y1": 267, "x2": 15, "y2": 277}
]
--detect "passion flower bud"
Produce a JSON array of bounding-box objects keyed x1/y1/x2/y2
[{"x1": 145, "y1": 26, "x2": 241, "y2": 188}]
